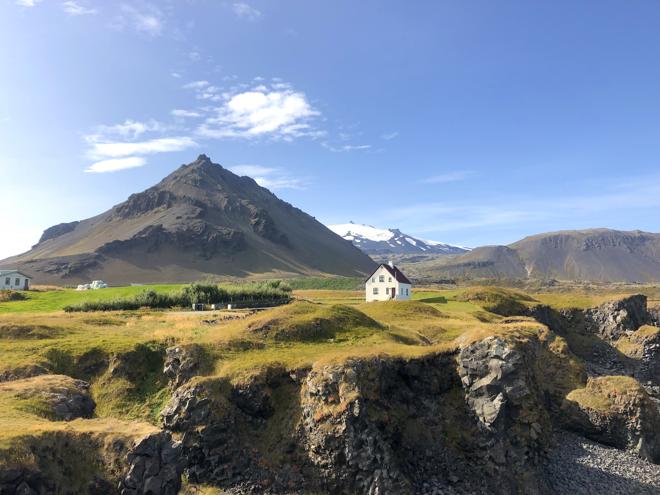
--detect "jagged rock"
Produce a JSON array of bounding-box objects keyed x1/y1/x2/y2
[
  {"x1": 585, "y1": 295, "x2": 651, "y2": 341},
  {"x1": 299, "y1": 360, "x2": 413, "y2": 494},
  {"x1": 458, "y1": 335, "x2": 552, "y2": 492},
  {"x1": 36, "y1": 221, "x2": 80, "y2": 245},
  {"x1": 561, "y1": 376, "x2": 660, "y2": 463},
  {"x1": 119, "y1": 431, "x2": 183, "y2": 495},
  {"x1": 0, "y1": 469, "x2": 54, "y2": 495},
  {"x1": 163, "y1": 344, "x2": 204, "y2": 389}
]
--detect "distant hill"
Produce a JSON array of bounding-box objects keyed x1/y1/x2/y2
[
  {"x1": 328, "y1": 222, "x2": 469, "y2": 256},
  {"x1": 0, "y1": 155, "x2": 376, "y2": 284},
  {"x1": 430, "y1": 229, "x2": 660, "y2": 282}
]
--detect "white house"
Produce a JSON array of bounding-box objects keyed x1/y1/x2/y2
[
  {"x1": 0, "y1": 270, "x2": 32, "y2": 290},
  {"x1": 365, "y1": 262, "x2": 412, "y2": 302}
]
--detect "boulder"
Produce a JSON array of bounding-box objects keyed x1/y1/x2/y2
[{"x1": 119, "y1": 431, "x2": 183, "y2": 495}]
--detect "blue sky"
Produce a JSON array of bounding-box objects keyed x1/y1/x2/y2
[{"x1": 2, "y1": 0, "x2": 660, "y2": 259}]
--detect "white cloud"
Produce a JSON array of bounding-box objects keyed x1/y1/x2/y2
[
  {"x1": 233, "y1": 2, "x2": 261, "y2": 21},
  {"x1": 171, "y1": 109, "x2": 201, "y2": 118},
  {"x1": 229, "y1": 164, "x2": 305, "y2": 190},
  {"x1": 62, "y1": 1, "x2": 96, "y2": 15},
  {"x1": 119, "y1": 4, "x2": 164, "y2": 36},
  {"x1": 230, "y1": 165, "x2": 277, "y2": 176},
  {"x1": 85, "y1": 156, "x2": 147, "y2": 173},
  {"x1": 197, "y1": 85, "x2": 320, "y2": 141},
  {"x1": 86, "y1": 136, "x2": 197, "y2": 160},
  {"x1": 95, "y1": 119, "x2": 165, "y2": 140},
  {"x1": 423, "y1": 170, "x2": 476, "y2": 184},
  {"x1": 322, "y1": 143, "x2": 371, "y2": 152},
  {"x1": 171, "y1": 72, "x2": 182, "y2": 78},
  {"x1": 381, "y1": 131, "x2": 399, "y2": 140},
  {"x1": 15, "y1": 0, "x2": 42, "y2": 6},
  {"x1": 183, "y1": 80, "x2": 210, "y2": 90}
]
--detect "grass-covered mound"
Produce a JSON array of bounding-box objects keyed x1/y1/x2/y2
[
  {"x1": 245, "y1": 301, "x2": 382, "y2": 342},
  {"x1": 615, "y1": 325, "x2": 660, "y2": 359},
  {"x1": 565, "y1": 376, "x2": 649, "y2": 414},
  {"x1": 457, "y1": 286, "x2": 537, "y2": 316}
]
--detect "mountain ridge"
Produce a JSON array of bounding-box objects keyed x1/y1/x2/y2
[
  {"x1": 1, "y1": 155, "x2": 376, "y2": 284},
  {"x1": 429, "y1": 228, "x2": 660, "y2": 282},
  {"x1": 328, "y1": 221, "x2": 469, "y2": 255}
]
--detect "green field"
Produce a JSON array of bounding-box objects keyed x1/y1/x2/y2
[{"x1": 0, "y1": 285, "x2": 183, "y2": 314}]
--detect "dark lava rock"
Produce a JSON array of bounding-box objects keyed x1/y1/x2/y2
[{"x1": 119, "y1": 431, "x2": 183, "y2": 495}]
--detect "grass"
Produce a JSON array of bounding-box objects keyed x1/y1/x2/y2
[
  {"x1": 565, "y1": 376, "x2": 647, "y2": 414},
  {"x1": 0, "y1": 284, "x2": 182, "y2": 314},
  {"x1": 615, "y1": 325, "x2": 660, "y2": 358},
  {"x1": 0, "y1": 280, "x2": 656, "y2": 489}
]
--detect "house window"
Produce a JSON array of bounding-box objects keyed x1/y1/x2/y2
[
  {"x1": 406, "y1": 288, "x2": 409, "y2": 296},
  {"x1": 15, "y1": 278, "x2": 20, "y2": 286},
  {"x1": 4, "y1": 277, "x2": 9, "y2": 285},
  {"x1": 373, "y1": 287, "x2": 379, "y2": 295},
  {"x1": 371, "y1": 277, "x2": 375, "y2": 283},
  {"x1": 388, "y1": 277, "x2": 392, "y2": 282},
  {"x1": 400, "y1": 287, "x2": 403, "y2": 295},
  {"x1": 379, "y1": 275, "x2": 384, "y2": 282}
]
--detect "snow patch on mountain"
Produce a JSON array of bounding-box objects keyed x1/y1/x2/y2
[{"x1": 328, "y1": 222, "x2": 470, "y2": 255}]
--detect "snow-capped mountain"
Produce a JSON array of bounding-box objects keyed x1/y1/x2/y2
[{"x1": 328, "y1": 222, "x2": 470, "y2": 255}]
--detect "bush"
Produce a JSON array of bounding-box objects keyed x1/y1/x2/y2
[
  {"x1": 64, "y1": 281, "x2": 292, "y2": 312},
  {"x1": 0, "y1": 290, "x2": 27, "y2": 302}
]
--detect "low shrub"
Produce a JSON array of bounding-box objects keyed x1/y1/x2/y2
[{"x1": 0, "y1": 290, "x2": 27, "y2": 302}]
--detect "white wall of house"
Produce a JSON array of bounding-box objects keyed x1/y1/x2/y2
[
  {"x1": 365, "y1": 265, "x2": 412, "y2": 302},
  {"x1": 0, "y1": 272, "x2": 31, "y2": 290}
]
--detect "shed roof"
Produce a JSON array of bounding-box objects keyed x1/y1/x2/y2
[{"x1": 0, "y1": 270, "x2": 32, "y2": 279}]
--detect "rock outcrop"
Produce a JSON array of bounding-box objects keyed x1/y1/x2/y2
[
  {"x1": 585, "y1": 295, "x2": 651, "y2": 341},
  {"x1": 561, "y1": 376, "x2": 660, "y2": 463},
  {"x1": 120, "y1": 432, "x2": 184, "y2": 495},
  {"x1": 458, "y1": 336, "x2": 553, "y2": 492}
]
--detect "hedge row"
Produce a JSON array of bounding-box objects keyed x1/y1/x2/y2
[{"x1": 64, "y1": 281, "x2": 292, "y2": 312}]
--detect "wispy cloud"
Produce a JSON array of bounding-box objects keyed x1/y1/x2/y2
[
  {"x1": 117, "y1": 3, "x2": 164, "y2": 36},
  {"x1": 15, "y1": 0, "x2": 42, "y2": 7},
  {"x1": 94, "y1": 119, "x2": 166, "y2": 140},
  {"x1": 195, "y1": 82, "x2": 321, "y2": 141},
  {"x1": 233, "y1": 2, "x2": 261, "y2": 21},
  {"x1": 171, "y1": 109, "x2": 202, "y2": 118},
  {"x1": 229, "y1": 164, "x2": 306, "y2": 190},
  {"x1": 62, "y1": 1, "x2": 96, "y2": 15},
  {"x1": 322, "y1": 143, "x2": 371, "y2": 152},
  {"x1": 384, "y1": 175, "x2": 660, "y2": 234},
  {"x1": 86, "y1": 157, "x2": 147, "y2": 173},
  {"x1": 86, "y1": 136, "x2": 197, "y2": 160},
  {"x1": 381, "y1": 131, "x2": 399, "y2": 140},
  {"x1": 423, "y1": 170, "x2": 477, "y2": 184}
]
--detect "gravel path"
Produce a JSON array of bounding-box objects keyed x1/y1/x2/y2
[{"x1": 541, "y1": 430, "x2": 660, "y2": 495}]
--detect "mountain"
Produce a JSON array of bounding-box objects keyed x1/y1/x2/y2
[
  {"x1": 327, "y1": 222, "x2": 469, "y2": 256},
  {"x1": 0, "y1": 155, "x2": 376, "y2": 284},
  {"x1": 430, "y1": 229, "x2": 660, "y2": 282}
]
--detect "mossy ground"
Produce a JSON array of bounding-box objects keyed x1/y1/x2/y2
[{"x1": 566, "y1": 376, "x2": 648, "y2": 414}]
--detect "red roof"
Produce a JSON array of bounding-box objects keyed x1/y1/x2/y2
[{"x1": 366, "y1": 263, "x2": 412, "y2": 285}]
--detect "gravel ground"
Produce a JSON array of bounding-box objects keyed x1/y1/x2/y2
[{"x1": 541, "y1": 430, "x2": 660, "y2": 495}]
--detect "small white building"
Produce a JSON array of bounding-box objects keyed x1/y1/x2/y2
[
  {"x1": 365, "y1": 262, "x2": 412, "y2": 302},
  {"x1": 0, "y1": 270, "x2": 32, "y2": 290}
]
